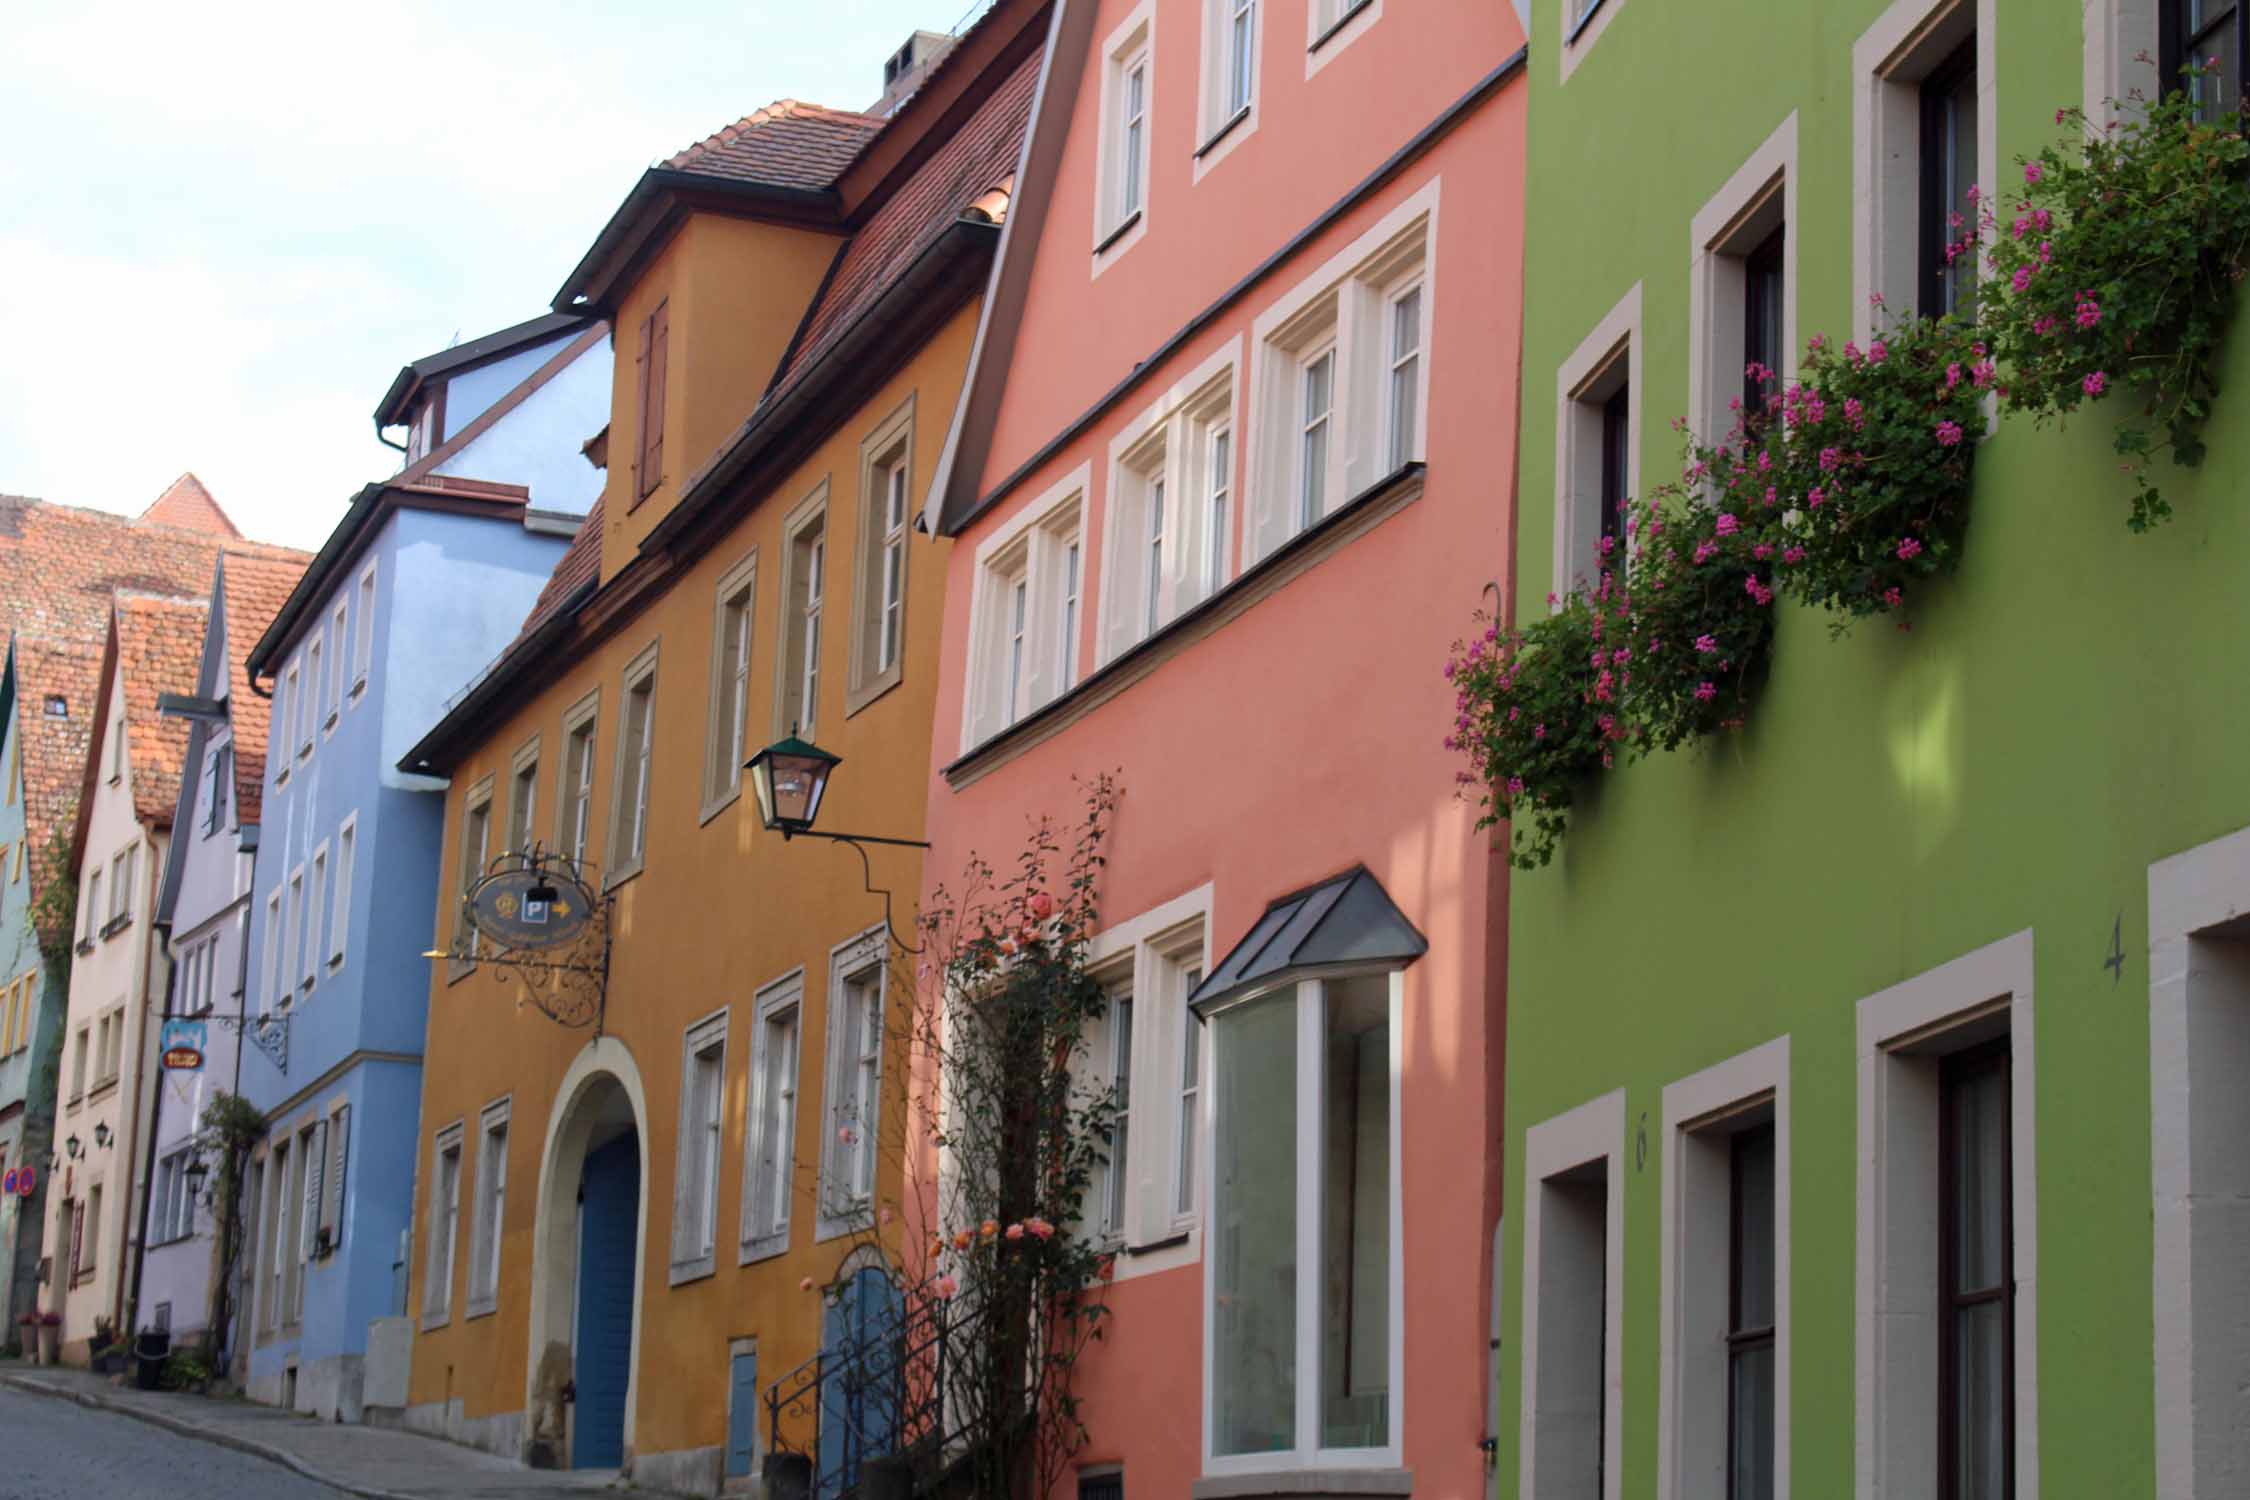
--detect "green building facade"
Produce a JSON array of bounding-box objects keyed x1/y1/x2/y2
[{"x1": 1496, "y1": 1, "x2": 2250, "y2": 1497}]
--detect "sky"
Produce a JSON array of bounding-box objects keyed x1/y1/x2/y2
[{"x1": 0, "y1": 0, "x2": 972, "y2": 551}]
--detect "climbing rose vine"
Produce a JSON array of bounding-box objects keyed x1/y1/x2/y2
[{"x1": 1979, "y1": 74, "x2": 2250, "y2": 530}]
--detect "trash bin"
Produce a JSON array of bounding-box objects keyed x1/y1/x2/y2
[{"x1": 132, "y1": 1329, "x2": 170, "y2": 1391}]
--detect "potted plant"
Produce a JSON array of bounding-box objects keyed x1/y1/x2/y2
[{"x1": 89, "y1": 1317, "x2": 121, "y2": 1375}]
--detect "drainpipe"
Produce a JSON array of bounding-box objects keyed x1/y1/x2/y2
[{"x1": 115, "y1": 831, "x2": 171, "y2": 1335}]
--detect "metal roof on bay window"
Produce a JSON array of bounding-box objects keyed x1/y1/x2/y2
[{"x1": 1188, "y1": 864, "x2": 1427, "y2": 1018}]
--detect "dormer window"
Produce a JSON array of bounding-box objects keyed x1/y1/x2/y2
[
  {"x1": 406, "y1": 396, "x2": 439, "y2": 465},
  {"x1": 43, "y1": 696, "x2": 66, "y2": 719}
]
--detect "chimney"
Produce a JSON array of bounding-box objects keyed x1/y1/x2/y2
[{"x1": 869, "y1": 29, "x2": 956, "y2": 117}]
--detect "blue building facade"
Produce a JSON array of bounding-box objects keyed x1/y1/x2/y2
[{"x1": 236, "y1": 316, "x2": 602, "y2": 1416}]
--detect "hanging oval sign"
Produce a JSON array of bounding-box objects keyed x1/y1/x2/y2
[
  {"x1": 466, "y1": 862, "x2": 596, "y2": 951},
  {"x1": 160, "y1": 1019, "x2": 206, "y2": 1071}
]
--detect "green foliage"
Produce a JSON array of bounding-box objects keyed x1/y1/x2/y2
[
  {"x1": 161, "y1": 1347, "x2": 213, "y2": 1390},
  {"x1": 29, "y1": 826, "x2": 76, "y2": 970},
  {"x1": 1624, "y1": 492, "x2": 1773, "y2": 751},
  {"x1": 1979, "y1": 79, "x2": 2250, "y2": 529}
]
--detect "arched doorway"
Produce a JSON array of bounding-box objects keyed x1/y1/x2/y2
[
  {"x1": 523, "y1": 1045, "x2": 649, "y2": 1473},
  {"x1": 818, "y1": 1248, "x2": 905, "y2": 1498}
]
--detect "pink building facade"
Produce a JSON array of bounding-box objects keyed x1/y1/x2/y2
[{"x1": 918, "y1": 3, "x2": 1528, "y2": 1495}]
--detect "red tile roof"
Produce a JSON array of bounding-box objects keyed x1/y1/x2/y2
[
  {"x1": 665, "y1": 100, "x2": 884, "y2": 191},
  {"x1": 766, "y1": 53, "x2": 1035, "y2": 409},
  {"x1": 519, "y1": 497, "x2": 604, "y2": 639},
  {"x1": 216, "y1": 551, "x2": 312, "y2": 825},
  {"x1": 109, "y1": 592, "x2": 211, "y2": 830},
  {"x1": 137, "y1": 472, "x2": 242, "y2": 538},
  {"x1": 13, "y1": 637, "x2": 103, "y2": 901}
]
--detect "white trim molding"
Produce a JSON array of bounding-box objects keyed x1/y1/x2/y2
[
  {"x1": 1854, "y1": 929, "x2": 2037, "y2": 1500},
  {"x1": 1659, "y1": 1036, "x2": 1791, "y2": 1500},
  {"x1": 1687, "y1": 113, "x2": 1799, "y2": 447},
  {"x1": 2149, "y1": 823, "x2": 2250, "y2": 1500},
  {"x1": 1519, "y1": 1087, "x2": 1626, "y2": 1500},
  {"x1": 1551, "y1": 282, "x2": 1641, "y2": 602},
  {"x1": 2083, "y1": 0, "x2": 2160, "y2": 124}
]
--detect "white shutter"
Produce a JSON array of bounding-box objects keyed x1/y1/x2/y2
[
  {"x1": 321, "y1": 1108, "x2": 349, "y2": 1244},
  {"x1": 301, "y1": 1121, "x2": 326, "y2": 1259}
]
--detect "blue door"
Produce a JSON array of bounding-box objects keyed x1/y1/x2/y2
[
  {"x1": 574, "y1": 1134, "x2": 638, "y2": 1469},
  {"x1": 817, "y1": 1267, "x2": 904, "y2": 1497},
  {"x1": 726, "y1": 1350, "x2": 759, "y2": 1479}
]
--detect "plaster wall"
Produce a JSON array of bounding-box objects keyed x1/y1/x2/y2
[{"x1": 432, "y1": 335, "x2": 613, "y2": 520}]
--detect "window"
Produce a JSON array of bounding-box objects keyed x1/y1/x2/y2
[
  {"x1": 1853, "y1": 1, "x2": 1989, "y2": 338},
  {"x1": 1519, "y1": 1090, "x2": 1624, "y2": 1500},
  {"x1": 80, "y1": 869, "x2": 99, "y2": 947},
  {"x1": 421, "y1": 1124, "x2": 463, "y2": 1327},
  {"x1": 305, "y1": 635, "x2": 324, "y2": 743},
  {"x1": 1939, "y1": 1043, "x2": 2012, "y2": 1500},
  {"x1": 777, "y1": 501, "x2": 826, "y2": 737},
  {"x1": 705, "y1": 558, "x2": 756, "y2": 813},
  {"x1": 204, "y1": 736, "x2": 231, "y2": 836},
  {"x1": 1174, "y1": 966, "x2": 1204, "y2": 1223},
  {"x1": 304, "y1": 845, "x2": 326, "y2": 993},
  {"x1": 261, "y1": 887, "x2": 282, "y2": 1014},
  {"x1": 1742, "y1": 233, "x2": 1784, "y2": 409},
  {"x1": 1096, "y1": 987, "x2": 1135, "y2": 1241},
  {"x1": 1855, "y1": 931, "x2": 2033, "y2": 1500},
  {"x1": 819, "y1": 931, "x2": 886, "y2": 1238},
  {"x1": 467, "y1": 1098, "x2": 509, "y2": 1316},
  {"x1": 296, "y1": 1118, "x2": 325, "y2": 1306},
  {"x1": 635, "y1": 299, "x2": 670, "y2": 501},
  {"x1": 507, "y1": 740, "x2": 539, "y2": 853},
  {"x1": 851, "y1": 403, "x2": 915, "y2": 713},
  {"x1": 264, "y1": 1145, "x2": 289, "y2": 1329},
  {"x1": 286, "y1": 659, "x2": 306, "y2": 758},
  {"x1": 1308, "y1": 0, "x2": 1380, "y2": 60},
  {"x1": 154, "y1": 1149, "x2": 196, "y2": 1244},
  {"x1": 1559, "y1": 0, "x2": 1628, "y2": 81},
  {"x1": 282, "y1": 1127, "x2": 310, "y2": 1324},
  {"x1": 1101, "y1": 358, "x2": 1236, "y2": 662},
  {"x1": 1095, "y1": 7, "x2": 1155, "y2": 257},
  {"x1": 109, "y1": 712, "x2": 126, "y2": 784},
  {"x1": 456, "y1": 785, "x2": 492, "y2": 963},
  {"x1": 1726, "y1": 1127, "x2": 1778, "y2": 1499},
  {"x1": 353, "y1": 562, "x2": 376, "y2": 693},
  {"x1": 1199, "y1": 0, "x2": 1260, "y2": 160},
  {"x1": 1553, "y1": 282, "x2": 1641, "y2": 595},
  {"x1": 319, "y1": 1106, "x2": 349, "y2": 1252},
  {"x1": 331, "y1": 817, "x2": 355, "y2": 967},
  {"x1": 2161, "y1": 0, "x2": 2245, "y2": 120},
  {"x1": 742, "y1": 973, "x2": 803, "y2": 1261},
  {"x1": 1207, "y1": 973, "x2": 1397, "y2": 1467},
  {"x1": 1686, "y1": 116, "x2": 1797, "y2": 449},
  {"x1": 1919, "y1": 41, "x2": 1979, "y2": 319},
  {"x1": 1079, "y1": 1468, "x2": 1126, "y2": 1500},
  {"x1": 966, "y1": 475, "x2": 1085, "y2": 747},
  {"x1": 609, "y1": 645, "x2": 657, "y2": 883},
  {"x1": 328, "y1": 599, "x2": 348, "y2": 723},
  {"x1": 283, "y1": 865, "x2": 303, "y2": 1000},
  {"x1": 1201, "y1": 427, "x2": 1232, "y2": 598},
  {"x1": 673, "y1": 1010, "x2": 727, "y2": 1281},
  {"x1": 1249, "y1": 192, "x2": 1433, "y2": 562},
  {"x1": 558, "y1": 692, "x2": 599, "y2": 866},
  {"x1": 69, "y1": 1025, "x2": 87, "y2": 1100},
  {"x1": 82, "y1": 1184, "x2": 102, "y2": 1276},
  {"x1": 99, "y1": 1007, "x2": 121, "y2": 1085}
]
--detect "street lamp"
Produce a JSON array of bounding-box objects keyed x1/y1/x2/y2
[
  {"x1": 92, "y1": 1123, "x2": 111, "y2": 1151},
  {"x1": 744, "y1": 733, "x2": 842, "y2": 841},
  {"x1": 64, "y1": 1136, "x2": 81, "y2": 1161},
  {"x1": 183, "y1": 1158, "x2": 209, "y2": 1195}
]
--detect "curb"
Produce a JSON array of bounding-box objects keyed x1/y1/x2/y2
[{"x1": 0, "y1": 1370, "x2": 418, "y2": 1500}]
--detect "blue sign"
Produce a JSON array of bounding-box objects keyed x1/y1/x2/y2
[{"x1": 160, "y1": 1019, "x2": 207, "y2": 1071}]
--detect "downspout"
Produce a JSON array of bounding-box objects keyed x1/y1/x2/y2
[{"x1": 115, "y1": 831, "x2": 171, "y2": 1335}]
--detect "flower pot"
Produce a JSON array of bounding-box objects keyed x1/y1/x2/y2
[{"x1": 35, "y1": 1324, "x2": 57, "y2": 1365}]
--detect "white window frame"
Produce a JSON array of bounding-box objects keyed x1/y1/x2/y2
[
  {"x1": 1305, "y1": 0, "x2": 1384, "y2": 77},
  {"x1": 2149, "y1": 818, "x2": 2250, "y2": 1497},
  {"x1": 608, "y1": 641, "x2": 659, "y2": 888},
  {"x1": 1851, "y1": 0, "x2": 1998, "y2": 341},
  {"x1": 849, "y1": 396, "x2": 915, "y2": 715},
  {"x1": 704, "y1": 553, "x2": 758, "y2": 821},
  {"x1": 453, "y1": 776, "x2": 493, "y2": 973},
  {"x1": 326, "y1": 598, "x2": 348, "y2": 730},
  {"x1": 1194, "y1": 0, "x2": 1261, "y2": 178},
  {"x1": 1092, "y1": 2, "x2": 1156, "y2": 270},
  {"x1": 1086, "y1": 969, "x2": 1137, "y2": 1248},
  {"x1": 261, "y1": 886, "x2": 283, "y2": 1016},
  {"x1": 1098, "y1": 343, "x2": 1241, "y2": 666},
  {"x1": 963, "y1": 466, "x2": 1088, "y2": 751},
  {"x1": 1246, "y1": 181, "x2": 1437, "y2": 564},
  {"x1": 330, "y1": 814, "x2": 356, "y2": 968},
  {"x1": 773, "y1": 486, "x2": 828, "y2": 740},
  {"x1": 1518, "y1": 1088, "x2": 1626, "y2": 1500},
  {"x1": 817, "y1": 926, "x2": 887, "y2": 1241},
  {"x1": 557, "y1": 688, "x2": 600, "y2": 868},
  {"x1": 507, "y1": 736, "x2": 540, "y2": 853},
  {"x1": 352, "y1": 561, "x2": 376, "y2": 698},
  {"x1": 420, "y1": 1121, "x2": 464, "y2": 1330},
  {"x1": 1853, "y1": 930, "x2": 2038, "y2": 1500},
  {"x1": 1551, "y1": 281, "x2": 1642, "y2": 601},
  {"x1": 741, "y1": 969, "x2": 805, "y2": 1264},
  {"x1": 1688, "y1": 115, "x2": 1799, "y2": 448},
  {"x1": 671, "y1": 1009, "x2": 728, "y2": 1284},
  {"x1": 466, "y1": 1096, "x2": 510, "y2": 1318},
  {"x1": 2083, "y1": 0, "x2": 2161, "y2": 123},
  {"x1": 282, "y1": 865, "x2": 304, "y2": 1005},
  {"x1": 1657, "y1": 1037, "x2": 1791, "y2": 1500},
  {"x1": 1085, "y1": 884, "x2": 1212, "y2": 1272},
  {"x1": 1200, "y1": 969, "x2": 1405, "y2": 1479},
  {"x1": 303, "y1": 841, "x2": 327, "y2": 993}
]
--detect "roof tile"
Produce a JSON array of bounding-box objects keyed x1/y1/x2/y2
[
  {"x1": 110, "y1": 593, "x2": 210, "y2": 829},
  {"x1": 665, "y1": 99, "x2": 883, "y2": 192},
  {"x1": 217, "y1": 552, "x2": 312, "y2": 825}
]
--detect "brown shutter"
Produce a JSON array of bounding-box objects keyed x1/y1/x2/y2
[
  {"x1": 638, "y1": 301, "x2": 668, "y2": 499},
  {"x1": 632, "y1": 312, "x2": 652, "y2": 498}
]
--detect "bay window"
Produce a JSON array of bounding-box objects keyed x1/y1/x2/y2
[
  {"x1": 1206, "y1": 971, "x2": 1399, "y2": 1469},
  {"x1": 1100, "y1": 357, "x2": 1236, "y2": 664},
  {"x1": 966, "y1": 476, "x2": 1085, "y2": 747}
]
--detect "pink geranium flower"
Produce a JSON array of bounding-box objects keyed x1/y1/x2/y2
[
  {"x1": 2024, "y1": 160, "x2": 2044, "y2": 184},
  {"x1": 1897, "y1": 538, "x2": 1923, "y2": 560},
  {"x1": 1936, "y1": 420, "x2": 1964, "y2": 447},
  {"x1": 2083, "y1": 370, "x2": 2107, "y2": 397}
]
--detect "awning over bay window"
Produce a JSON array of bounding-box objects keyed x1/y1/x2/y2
[{"x1": 1187, "y1": 864, "x2": 1427, "y2": 1019}]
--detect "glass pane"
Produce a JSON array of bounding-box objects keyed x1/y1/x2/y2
[
  {"x1": 1954, "y1": 1298, "x2": 2008, "y2": 1500},
  {"x1": 1947, "y1": 69, "x2": 1978, "y2": 321},
  {"x1": 1212, "y1": 992, "x2": 1296, "y2": 1456},
  {"x1": 1732, "y1": 1125, "x2": 1775, "y2": 1333},
  {"x1": 1950, "y1": 1063, "x2": 2007, "y2": 1294},
  {"x1": 1728, "y1": 1341, "x2": 1775, "y2": 1500},
  {"x1": 1319, "y1": 974, "x2": 1390, "y2": 1450}
]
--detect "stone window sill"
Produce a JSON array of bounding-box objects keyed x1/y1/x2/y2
[{"x1": 1191, "y1": 1468, "x2": 1412, "y2": 1499}]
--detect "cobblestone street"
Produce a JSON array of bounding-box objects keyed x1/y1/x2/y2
[{"x1": 0, "y1": 1383, "x2": 342, "y2": 1500}]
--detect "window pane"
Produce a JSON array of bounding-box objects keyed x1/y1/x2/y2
[
  {"x1": 1728, "y1": 1340, "x2": 1775, "y2": 1500},
  {"x1": 1954, "y1": 1298, "x2": 2008, "y2": 1500},
  {"x1": 1319, "y1": 974, "x2": 1389, "y2": 1450},
  {"x1": 1212, "y1": 992, "x2": 1296, "y2": 1456},
  {"x1": 1731, "y1": 1125, "x2": 1775, "y2": 1332},
  {"x1": 1949, "y1": 1061, "x2": 2007, "y2": 1293}
]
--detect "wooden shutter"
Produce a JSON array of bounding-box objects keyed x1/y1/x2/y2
[
  {"x1": 321, "y1": 1107, "x2": 349, "y2": 1244},
  {"x1": 301, "y1": 1121, "x2": 326, "y2": 1259},
  {"x1": 637, "y1": 301, "x2": 668, "y2": 500}
]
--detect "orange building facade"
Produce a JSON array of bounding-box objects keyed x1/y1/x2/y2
[
  {"x1": 390, "y1": 10, "x2": 1041, "y2": 1491},
  {"x1": 915, "y1": 2, "x2": 1529, "y2": 1497}
]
